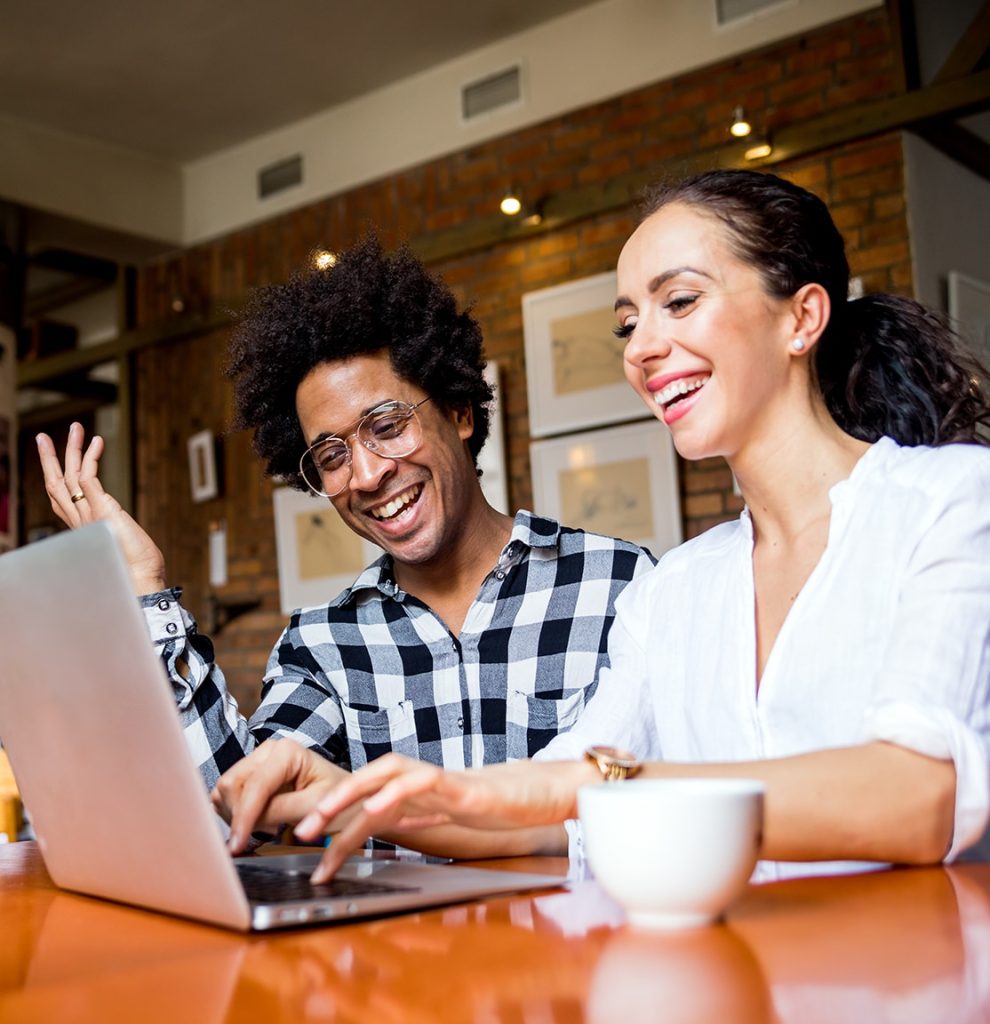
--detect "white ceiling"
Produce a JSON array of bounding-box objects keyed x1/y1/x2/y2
[{"x1": 0, "y1": 0, "x2": 603, "y2": 162}]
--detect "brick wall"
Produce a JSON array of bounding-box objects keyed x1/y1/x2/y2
[{"x1": 134, "y1": 8, "x2": 912, "y2": 712}]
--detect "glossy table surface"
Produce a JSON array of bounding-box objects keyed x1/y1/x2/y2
[{"x1": 1, "y1": 841, "x2": 988, "y2": 1023}]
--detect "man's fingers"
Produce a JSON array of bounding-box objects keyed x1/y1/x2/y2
[{"x1": 61, "y1": 422, "x2": 86, "y2": 492}]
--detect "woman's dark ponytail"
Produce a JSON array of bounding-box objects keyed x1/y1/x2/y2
[
  {"x1": 818, "y1": 293, "x2": 990, "y2": 445},
  {"x1": 642, "y1": 170, "x2": 990, "y2": 446}
]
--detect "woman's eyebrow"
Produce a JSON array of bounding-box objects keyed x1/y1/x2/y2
[{"x1": 614, "y1": 266, "x2": 711, "y2": 310}]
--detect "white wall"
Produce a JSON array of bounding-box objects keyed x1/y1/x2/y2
[
  {"x1": 0, "y1": 115, "x2": 183, "y2": 245},
  {"x1": 903, "y1": 132, "x2": 990, "y2": 312}
]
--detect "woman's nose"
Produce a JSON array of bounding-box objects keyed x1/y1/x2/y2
[{"x1": 624, "y1": 317, "x2": 672, "y2": 368}]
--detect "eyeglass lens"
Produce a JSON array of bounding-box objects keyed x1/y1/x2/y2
[{"x1": 301, "y1": 400, "x2": 426, "y2": 496}]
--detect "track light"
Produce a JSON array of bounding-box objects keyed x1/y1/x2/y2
[
  {"x1": 730, "y1": 106, "x2": 752, "y2": 138},
  {"x1": 312, "y1": 249, "x2": 337, "y2": 270},
  {"x1": 744, "y1": 138, "x2": 773, "y2": 161},
  {"x1": 500, "y1": 190, "x2": 523, "y2": 216}
]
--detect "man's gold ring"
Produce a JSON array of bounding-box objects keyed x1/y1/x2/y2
[{"x1": 70, "y1": 491, "x2": 86, "y2": 504}]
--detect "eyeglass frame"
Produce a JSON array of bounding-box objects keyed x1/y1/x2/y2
[{"x1": 298, "y1": 396, "x2": 433, "y2": 497}]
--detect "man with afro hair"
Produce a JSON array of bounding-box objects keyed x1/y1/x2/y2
[{"x1": 38, "y1": 236, "x2": 654, "y2": 851}]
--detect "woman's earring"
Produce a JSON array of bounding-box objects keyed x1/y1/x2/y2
[{"x1": 790, "y1": 337, "x2": 806, "y2": 352}]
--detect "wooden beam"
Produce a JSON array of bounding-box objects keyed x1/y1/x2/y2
[
  {"x1": 24, "y1": 374, "x2": 118, "y2": 404},
  {"x1": 17, "y1": 307, "x2": 233, "y2": 387},
  {"x1": 913, "y1": 118, "x2": 990, "y2": 181},
  {"x1": 886, "y1": 0, "x2": 921, "y2": 92},
  {"x1": 17, "y1": 396, "x2": 105, "y2": 431},
  {"x1": 751, "y1": 66, "x2": 990, "y2": 165},
  {"x1": 16, "y1": 69, "x2": 990, "y2": 385},
  {"x1": 932, "y1": 1, "x2": 990, "y2": 84},
  {"x1": 26, "y1": 276, "x2": 114, "y2": 319},
  {"x1": 414, "y1": 68, "x2": 990, "y2": 265},
  {"x1": 29, "y1": 248, "x2": 118, "y2": 283}
]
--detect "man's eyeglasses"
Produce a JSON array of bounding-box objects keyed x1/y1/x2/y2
[{"x1": 299, "y1": 397, "x2": 431, "y2": 497}]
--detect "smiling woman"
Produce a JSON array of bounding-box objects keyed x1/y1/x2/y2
[{"x1": 215, "y1": 170, "x2": 990, "y2": 886}]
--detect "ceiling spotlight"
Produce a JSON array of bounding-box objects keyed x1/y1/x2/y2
[
  {"x1": 744, "y1": 139, "x2": 773, "y2": 161},
  {"x1": 730, "y1": 106, "x2": 752, "y2": 138},
  {"x1": 500, "y1": 191, "x2": 523, "y2": 216},
  {"x1": 313, "y1": 249, "x2": 337, "y2": 271}
]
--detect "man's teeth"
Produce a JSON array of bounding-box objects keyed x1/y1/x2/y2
[
  {"x1": 371, "y1": 485, "x2": 421, "y2": 520},
  {"x1": 654, "y1": 376, "x2": 709, "y2": 407}
]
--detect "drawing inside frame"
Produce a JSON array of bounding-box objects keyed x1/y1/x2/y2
[
  {"x1": 523, "y1": 271, "x2": 648, "y2": 438},
  {"x1": 273, "y1": 486, "x2": 382, "y2": 615},
  {"x1": 530, "y1": 419, "x2": 682, "y2": 558}
]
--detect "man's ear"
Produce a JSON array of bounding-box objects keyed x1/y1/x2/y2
[{"x1": 451, "y1": 404, "x2": 474, "y2": 442}]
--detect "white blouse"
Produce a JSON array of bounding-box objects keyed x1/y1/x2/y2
[{"x1": 540, "y1": 437, "x2": 990, "y2": 881}]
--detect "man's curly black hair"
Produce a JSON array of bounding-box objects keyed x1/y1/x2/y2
[{"x1": 226, "y1": 235, "x2": 493, "y2": 492}]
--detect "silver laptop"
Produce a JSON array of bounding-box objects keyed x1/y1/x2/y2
[{"x1": 0, "y1": 523, "x2": 562, "y2": 931}]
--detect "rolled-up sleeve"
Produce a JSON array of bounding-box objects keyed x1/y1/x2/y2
[{"x1": 862, "y1": 458, "x2": 990, "y2": 860}]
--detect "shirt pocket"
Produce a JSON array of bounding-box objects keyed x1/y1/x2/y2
[
  {"x1": 339, "y1": 700, "x2": 416, "y2": 769},
  {"x1": 506, "y1": 688, "x2": 587, "y2": 759}
]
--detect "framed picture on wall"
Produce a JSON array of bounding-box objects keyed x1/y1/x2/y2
[
  {"x1": 273, "y1": 487, "x2": 382, "y2": 615},
  {"x1": 478, "y1": 361, "x2": 510, "y2": 514},
  {"x1": 523, "y1": 271, "x2": 646, "y2": 437},
  {"x1": 948, "y1": 271, "x2": 990, "y2": 368},
  {"x1": 187, "y1": 430, "x2": 220, "y2": 503},
  {"x1": 530, "y1": 419, "x2": 682, "y2": 558}
]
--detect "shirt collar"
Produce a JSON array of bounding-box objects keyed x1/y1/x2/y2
[{"x1": 330, "y1": 509, "x2": 562, "y2": 607}]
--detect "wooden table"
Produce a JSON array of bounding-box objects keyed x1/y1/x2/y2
[{"x1": 1, "y1": 841, "x2": 987, "y2": 1023}]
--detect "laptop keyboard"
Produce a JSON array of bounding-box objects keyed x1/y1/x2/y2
[{"x1": 236, "y1": 862, "x2": 419, "y2": 903}]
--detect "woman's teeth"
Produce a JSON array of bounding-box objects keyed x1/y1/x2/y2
[
  {"x1": 371, "y1": 485, "x2": 421, "y2": 520},
  {"x1": 654, "y1": 375, "x2": 709, "y2": 408}
]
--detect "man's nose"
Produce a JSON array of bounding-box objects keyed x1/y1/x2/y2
[{"x1": 347, "y1": 437, "x2": 394, "y2": 492}]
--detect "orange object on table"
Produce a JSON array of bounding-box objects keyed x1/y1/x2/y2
[{"x1": 0, "y1": 749, "x2": 22, "y2": 842}]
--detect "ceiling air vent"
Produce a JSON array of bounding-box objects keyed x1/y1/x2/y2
[
  {"x1": 461, "y1": 65, "x2": 522, "y2": 121},
  {"x1": 258, "y1": 155, "x2": 303, "y2": 199},
  {"x1": 715, "y1": 0, "x2": 789, "y2": 26}
]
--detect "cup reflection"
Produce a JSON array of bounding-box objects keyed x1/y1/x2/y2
[{"x1": 588, "y1": 923, "x2": 772, "y2": 1024}]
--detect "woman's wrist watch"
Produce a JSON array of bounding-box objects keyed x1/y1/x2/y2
[{"x1": 584, "y1": 745, "x2": 642, "y2": 782}]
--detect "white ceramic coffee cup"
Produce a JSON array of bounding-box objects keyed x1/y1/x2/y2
[{"x1": 577, "y1": 778, "x2": 765, "y2": 929}]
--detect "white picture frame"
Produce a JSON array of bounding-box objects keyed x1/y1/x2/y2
[
  {"x1": 478, "y1": 360, "x2": 509, "y2": 514},
  {"x1": 186, "y1": 429, "x2": 219, "y2": 503},
  {"x1": 530, "y1": 420, "x2": 682, "y2": 558},
  {"x1": 273, "y1": 487, "x2": 382, "y2": 615},
  {"x1": 948, "y1": 271, "x2": 990, "y2": 368},
  {"x1": 523, "y1": 271, "x2": 647, "y2": 438}
]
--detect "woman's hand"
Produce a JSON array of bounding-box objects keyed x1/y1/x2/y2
[
  {"x1": 36, "y1": 422, "x2": 166, "y2": 595},
  {"x1": 297, "y1": 754, "x2": 589, "y2": 883},
  {"x1": 212, "y1": 739, "x2": 353, "y2": 854}
]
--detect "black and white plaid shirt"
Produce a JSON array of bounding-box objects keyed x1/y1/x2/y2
[{"x1": 144, "y1": 511, "x2": 655, "y2": 789}]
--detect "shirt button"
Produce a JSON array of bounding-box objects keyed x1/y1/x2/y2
[
  {"x1": 158, "y1": 599, "x2": 170, "y2": 611},
  {"x1": 494, "y1": 570, "x2": 505, "y2": 580},
  {"x1": 457, "y1": 717, "x2": 464, "y2": 730},
  {"x1": 165, "y1": 622, "x2": 178, "y2": 635}
]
